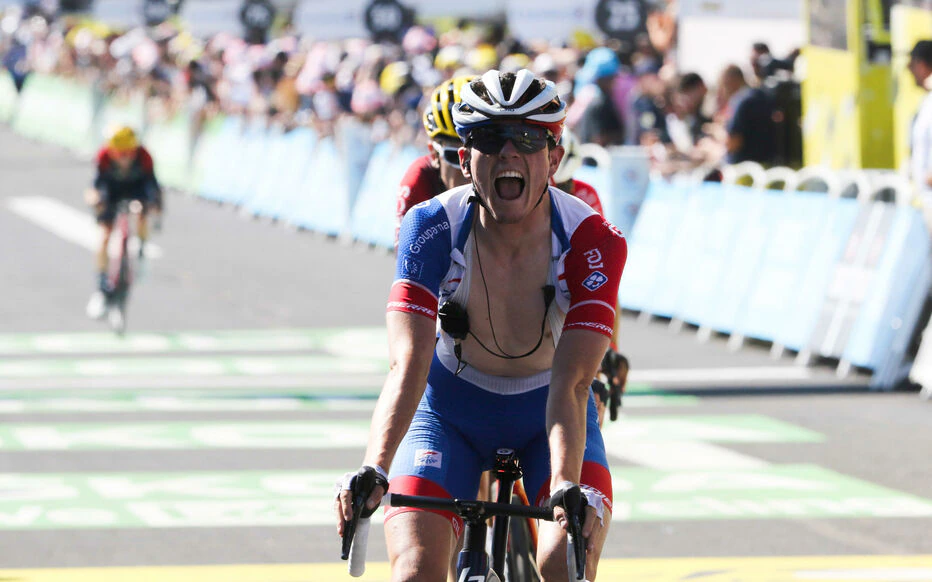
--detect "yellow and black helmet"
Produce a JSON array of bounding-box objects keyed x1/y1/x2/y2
[{"x1": 422, "y1": 75, "x2": 476, "y2": 140}]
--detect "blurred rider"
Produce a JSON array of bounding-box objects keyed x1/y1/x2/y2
[{"x1": 85, "y1": 126, "x2": 161, "y2": 318}]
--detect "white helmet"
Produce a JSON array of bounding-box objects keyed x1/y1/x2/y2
[
  {"x1": 553, "y1": 129, "x2": 583, "y2": 184},
  {"x1": 453, "y1": 69, "x2": 566, "y2": 141}
]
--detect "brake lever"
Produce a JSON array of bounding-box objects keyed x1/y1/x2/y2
[
  {"x1": 561, "y1": 486, "x2": 588, "y2": 581},
  {"x1": 340, "y1": 468, "x2": 376, "y2": 560}
]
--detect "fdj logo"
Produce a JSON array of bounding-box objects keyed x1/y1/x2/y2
[{"x1": 583, "y1": 271, "x2": 608, "y2": 292}]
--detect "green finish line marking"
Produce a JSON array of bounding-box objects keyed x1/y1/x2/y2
[
  {"x1": 603, "y1": 414, "x2": 824, "y2": 443},
  {"x1": 0, "y1": 415, "x2": 817, "y2": 451},
  {"x1": 0, "y1": 327, "x2": 388, "y2": 357},
  {"x1": 0, "y1": 391, "x2": 694, "y2": 413},
  {"x1": 0, "y1": 355, "x2": 388, "y2": 378},
  {"x1": 0, "y1": 465, "x2": 928, "y2": 530},
  {"x1": 0, "y1": 395, "x2": 377, "y2": 413}
]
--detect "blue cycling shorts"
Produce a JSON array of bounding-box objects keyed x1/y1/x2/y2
[{"x1": 385, "y1": 351, "x2": 613, "y2": 537}]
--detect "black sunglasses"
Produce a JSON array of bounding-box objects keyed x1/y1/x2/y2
[
  {"x1": 466, "y1": 125, "x2": 553, "y2": 155},
  {"x1": 432, "y1": 143, "x2": 461, "y2": 166}
]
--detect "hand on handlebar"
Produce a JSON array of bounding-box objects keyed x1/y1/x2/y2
[
  {"x1": 336, "y1": 465, "x2": 388, "y2": 537},
  {"x1": 548, "y1": 481, "x2": 594, "y2": 580}
]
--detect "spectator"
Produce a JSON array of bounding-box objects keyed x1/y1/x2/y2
[
  {"x1": 909, "y1": 40, "x2": 932, "y2": 215},
  {"x1": 717, "y1": 64, "x2": 776, "y2": 165},
  {"x1": 628, "y1": 58, "x2": 668, "y2": 147},
  {"x1": 666, "y1": 72, "x2": 709, "y2": 156},
  {"x1": 571, "y1": 47, "x2": 625, "y2": 146},
  {"x1": 750, "y1": 42, "x2": 799, "y2": 85}
]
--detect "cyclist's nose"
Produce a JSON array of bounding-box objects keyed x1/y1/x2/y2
[{"x1": 498, "y1": 139, "x2": 520, "y2": 156}]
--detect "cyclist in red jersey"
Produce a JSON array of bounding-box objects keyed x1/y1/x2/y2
[
  {"x1": 85, "y1": 126, "x2": 161, "y2": 319},
  {"x1": 551, "y1": 129, "x2": 604, "y2": 216},
  {"x1": 395, "y1": 75, "x2": 475, "y2": 247}
]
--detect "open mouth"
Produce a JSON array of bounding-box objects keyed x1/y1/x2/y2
[{"x1": 494, "y1": 170, "x2": 525, "y2": 201}]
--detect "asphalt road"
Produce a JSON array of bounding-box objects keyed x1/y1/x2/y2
[{"x1": 0, "y1": 125, "x2": 930, "y2": 581}]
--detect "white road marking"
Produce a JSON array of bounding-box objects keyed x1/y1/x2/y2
[
  {"x1": 629, "y1": 366, "x2": 814, "y2": 384},
  {"x1": 7, "y1": 196, "x2": 162, "y2": 259},
  {"x1": 609, "y1": 441, "x2": 769, "y2": 470}
]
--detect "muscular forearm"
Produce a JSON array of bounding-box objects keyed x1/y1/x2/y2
[
  {"x1": 363, "y1": 360, "x2": 429, "y2": 470},
  {"x1": 363, "y1": 311, "x2": 435, "y2": 471},
  {"x1": 546, "y1": 330, "x2": 609, "y2": 488}
]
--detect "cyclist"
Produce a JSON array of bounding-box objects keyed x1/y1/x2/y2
[
  {"x1": 85, "y1": 126, "x2": 161, "y2": 319},
  {"x1": 338, "y1": 69, "x2": 627, "y2": 581},
  {"x1": 551, "y1": 128, "x2": 604, "y2": 217},
  {"x1": 395, "y1": 75, "x2": 475, "y2": 247}
]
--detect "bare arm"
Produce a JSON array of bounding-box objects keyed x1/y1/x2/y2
[
  {"x1": 364, "y1": 310, "x2": 437, "y2": 471},
  {"x1": 547, "y1": 329, "x2": 610, "y2": 489},
  {"x1": 338, "y1": 310, "x2": 435, "y2": 526}
]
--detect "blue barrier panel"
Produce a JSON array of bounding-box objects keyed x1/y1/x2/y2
[
  {"x1": 240, "y1": 125, "x2": 287, "y2": 213},
  {"x1": 774, "y1": 197, "x2": 860, "y2": 352},
  {"x1": 0, "y1": 70, "x2": 18, "y2": 123},
  {"x1": 244, "y1": 126, "x2": 316, "y2": 219},
  {"x1": 701, "y1": 187, "x2": 772, "y2": 334},
  {"x1": 261, "y1": 127, "x2": 317, "y2": 220},
  {"x1": 288, "y1": 136, "x2": 350, "y2": 236},
  {"x1": 674, "y1": 183, "x2": 751, "y2": 328},
  {"x1": 603, "y1": 147, "x2": 651, "y2": 238},
  {"x1": 227, "y1": 119, "x2": 271, "y2": 206},
  {"x1": 196, "y1": 116, "x2": 246, "y2": 203},
  {"x1": 350, "y1": 142, "x2": 420, "y2": 248},
  {"x1": 844, "y1": 207, "x2": 931, "y2": 374},
  {"x1": 338, "y1": 119, "x2": 376, "y2": 209},
  {"x1": 617, "y1": 180, "x2": 688, "y2": 313},
  {"x1": 735, "y1": 191, "x2": 834, "y2": 342},
  {"x1": 807, "y1": 203, "x2": 899, "y2": 359},
  {"x1": 645, "y1": 183, "x2": 712, "y2": 318}
]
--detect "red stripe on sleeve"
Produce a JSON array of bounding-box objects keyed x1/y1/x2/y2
[{"x1": 387, "y1": 281, "x2": 439, "y2": 320}]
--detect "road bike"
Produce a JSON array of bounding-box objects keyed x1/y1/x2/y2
[
  {"x1": 341, "y1": 449, "x2": 588, "y2": 582},
  {"x1": 102, "y1": 198, "x2": 144, "y2": 335}
]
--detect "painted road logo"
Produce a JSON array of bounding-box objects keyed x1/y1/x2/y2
[{"x1": 0, "y1": 466, "x2": 930, "y2": 530}]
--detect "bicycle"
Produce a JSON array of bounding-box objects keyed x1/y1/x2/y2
[
  {"x1": 102, "y1": 198, "x2": 144, "y2": 335},
  {"x1": 341, "y1": 449, "x2": 589, "y2": 582}
]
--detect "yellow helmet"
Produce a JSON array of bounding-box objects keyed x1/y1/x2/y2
[
  {"x1": 422, "y1": 75, "x2": 476, "y2": 140},
  {"x1": 108, "y1": 126, "x2": 138, "y2": 153}
]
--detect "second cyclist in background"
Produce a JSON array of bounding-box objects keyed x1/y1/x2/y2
[
  {"x1": 395, "y1": 75, "x2": 476, "y2": 247},
  {"x1": 85, "y1": 126, "x2": 161, "y2": 319},
  {"x1": 551, "y1": 129, "x2": 604, "y2": 217}
]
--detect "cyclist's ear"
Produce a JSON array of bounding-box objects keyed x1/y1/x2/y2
[{"x1": 459, "y1": 149, "x2": 471, "y2": 178}]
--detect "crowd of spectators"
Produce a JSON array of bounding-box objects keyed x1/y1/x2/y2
[{"x1": 0, "y1": 1, "x2": 800, "y2": 177}]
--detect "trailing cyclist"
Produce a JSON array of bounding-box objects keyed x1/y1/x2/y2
[
  {"x1": 85, "y1": 126, "x2": 161, "y2": 319},
  {"x1": 395, "y1": 75, "x2": 475, "y2": 247},
  {"x1": 337, "y1": 69, "x2": 628, "y2": 581}
]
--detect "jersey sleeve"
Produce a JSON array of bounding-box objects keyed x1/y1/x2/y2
[
  {"x1": 562, "y1": 215, "x2": 627, "y2": 337},
  {"x1": 395, "y1": 155, "x2": 440, "y2": 248},
  {"x1": 388, "y1": 198, "x2": 453, "y2": 320}
]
